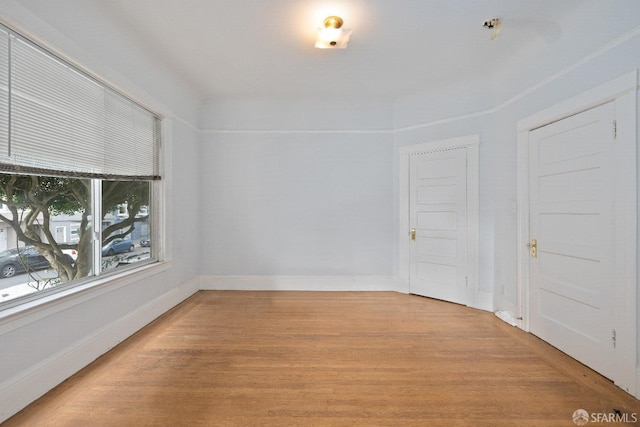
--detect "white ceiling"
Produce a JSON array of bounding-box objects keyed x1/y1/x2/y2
[{"x1": 17, "y1": 0, "x2": 587, "y2": 104}]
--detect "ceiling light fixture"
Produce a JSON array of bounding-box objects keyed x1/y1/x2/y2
[{"x1": 315, "y1": 16, "x2": 352, "y2": 49}]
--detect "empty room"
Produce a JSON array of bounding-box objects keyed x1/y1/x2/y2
[{"x1": 0, "y1": 0, "x2": 640, "y2": 425}]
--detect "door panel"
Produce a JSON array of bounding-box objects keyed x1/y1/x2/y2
[
  {"x1": 409, "y1": 148, "x2": 468, "y2": 305},
  {"x1": 529, "y1": 102, "x2": 615, "y2": 379}
]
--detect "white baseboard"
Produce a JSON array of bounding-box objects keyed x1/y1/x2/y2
[
  {"x1": 617, "y1": 367, "x2": 639, "y2": 398},
  {"x1": 201, "y1": 277, "x2": 494, "y2": 313},
  {"x1": 200, "y1": 275, "x2": 400, "y2": 292},
  {"x1": 0, "y1": 278, "x2": 199, "y2": 423}
]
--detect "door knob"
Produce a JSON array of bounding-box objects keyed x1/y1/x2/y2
[
  {"x1": 410, "y1": 228, "x2": 416, "y2": 241},
  {"x1": 528, "y1": 239, "x2": 537, "y2": 258}
]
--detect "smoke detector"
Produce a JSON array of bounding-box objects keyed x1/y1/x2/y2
[{"x1": 483, "y1": 18, "x2": 503, "y2": 40}]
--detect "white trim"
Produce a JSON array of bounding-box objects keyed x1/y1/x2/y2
[
  {"x1": 517, "y1": 71, "x2": 638, "y2": 131},
  {"x1": 398, "y1": 134, "x2": 480, "y2": 155},
  {"x1": 200, "y1": 275, "x2": 400, "y2": 292},
  {"x1": 157, "y1": 116, "x2": 173, "y2": 265},
  {"x1": 394, "y1": 24, "x2": 640, "y2": 134},
  {"x1": 398, "y1": 135, "x2": 482, "y2": 309},
  {"x1": 0, "y1": 261, "x2": 172, "y2": 334},
  {"x1": 466, "y1": 142, "x2": 481, "y2": 309},
  {"x1": 516, "y1": 127, "x2": 531, "y2": 332},
  {"x1": 610, "y1": 85, "x2": 638, "y2": 397},
  {"x1": 516, "y1": 71, "x2": 638, "y2": 397},
  {"x1": 170, "y1": 112, "x2": 199, "y2": 133},
  {"x1": 395, "y1": 108, "x2": 494, "y2": 133},
  {"x1": 201, "y1": 128, "x2": 393, "y2": 135},
  {"x1": 505, "y1": 25, "x2": 640, "y2": 116},
  {"x1": 0, "y1": 277, "x2": 199, "y2": 423},
  {"x1": 398, "y1": 150, "x2": 411, "y2": 293}
]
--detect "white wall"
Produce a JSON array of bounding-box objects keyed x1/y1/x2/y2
[
  {"x1": 0, "y1": 1, "x2": 202, "y2": 421},
  {"x1": 199, "y1": 100, "x2": 397, "y2": 290}
]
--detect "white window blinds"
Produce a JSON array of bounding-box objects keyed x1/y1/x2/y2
[
  {"x1": 0, "y1": 25, "x2": 160, "y2": 180},
  {"x1": 0, "y1": 29, "x2": 8, "y2": 155}
]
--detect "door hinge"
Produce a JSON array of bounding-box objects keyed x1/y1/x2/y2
[
  {"x1": 613, "y1": 120, "x2": 617, "y2": 139},
  {"x1": 612, "y1": 329, "x2": 617, "y2": 349}
]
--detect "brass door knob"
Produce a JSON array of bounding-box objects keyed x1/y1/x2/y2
[{"x1": 528, "y1": 239, "x2": 537, "y2": 258}]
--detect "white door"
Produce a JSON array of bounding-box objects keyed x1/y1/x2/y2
[
  {"x1": 55, "y1": 226, "x2": 66, "y2": 243},
  {"x1": 528, "y1": 102, "x2": 616, "y2": 379},
  {"x1": 409, "y1": 148, "x2": 468, "y2": 305}
]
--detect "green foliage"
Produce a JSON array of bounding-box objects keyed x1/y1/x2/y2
[
  {"x1": 103, "y1": 180, "x2": 150, "y2": 217},
  {"x1": 0, "y1": 174, "x2": 88, "y2": 215}
]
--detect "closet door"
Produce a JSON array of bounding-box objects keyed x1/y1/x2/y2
[{"x1": 409, "y1": 148, "x2": 469, "y2": 306}]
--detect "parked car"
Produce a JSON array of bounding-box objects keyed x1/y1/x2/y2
[
  {"x1": 140, "y1": 237, "x2": 150, "y2": 247},
  {"x1": 102, "y1": 238, "x2": 135, "y2": 256},
  {"x1": 57, "y1": 243, "x2": 78, "y2": 261},
  {"x1": 0, "y1": 246, "x2": 73, "y2": 278},
  {"x1": 62, "y1": 248, "x2": 78, "y2": 261}
]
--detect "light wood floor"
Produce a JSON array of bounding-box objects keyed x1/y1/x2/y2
[{"x1": 4, "y1": 291, "x2": 639, "y2": 426}]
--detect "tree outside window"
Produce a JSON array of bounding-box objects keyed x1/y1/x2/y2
[{"x1": 0, "y1": 174, "x2": 152, "y2": 303}]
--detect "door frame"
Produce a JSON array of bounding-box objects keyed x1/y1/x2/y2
[
  {"x1": 516, "y1": 71, "x2": 638, "y2": 396},
  {"x1": 399, "y1": 135, "x2": 480, "y2": 308}
]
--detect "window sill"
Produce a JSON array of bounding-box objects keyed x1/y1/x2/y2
[{"x1": 0, "y1": 260, "x2": 172, "y2": 334}]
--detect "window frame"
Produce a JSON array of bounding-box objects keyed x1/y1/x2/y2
[
  {"x1": 0, "y1": 20, "x2": 169, "y2": 316},
  {"x1": 0, "y1": 174, "x2": 165, "y2": 313}
]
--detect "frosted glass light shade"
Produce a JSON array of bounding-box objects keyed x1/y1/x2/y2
[{"x1": 315, "y1": 27, "x2": 352, "y2": 49}]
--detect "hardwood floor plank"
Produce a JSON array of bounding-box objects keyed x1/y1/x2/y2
[{"x1": 3, "y1": 291, "x2": 639, "y2": 426}]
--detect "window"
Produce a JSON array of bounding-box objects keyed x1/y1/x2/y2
[
  {"x1": 101, "y1": 180, "x2": 152, "y2": 272},
  {"x1": 0, "y1": 24, "x2": 161, "y2": 308}
]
